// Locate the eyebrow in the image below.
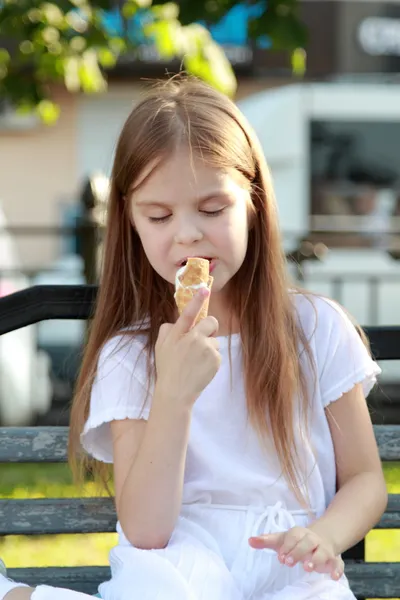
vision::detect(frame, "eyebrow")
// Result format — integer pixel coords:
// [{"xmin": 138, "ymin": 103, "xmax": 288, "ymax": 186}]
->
[{"xmin": 134, "ymin": 191, "xmax": 230, "ymax": 208}]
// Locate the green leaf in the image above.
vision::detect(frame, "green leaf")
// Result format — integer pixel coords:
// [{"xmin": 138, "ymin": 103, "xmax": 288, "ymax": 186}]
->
[
  {"xmin": 69, "ymin": 35, "xmax": 87, "ymax": 53},
  {"xmin": 78, "ymin": 49, "xmax": 107, "ymax": 93},
  {"xmin": 151, "ymin": 2, "xmax": 179, "ymax": 20},
  {"xmin": 182, "ymin": 25, "xmax": 236, "ymax": 97},
  {"xmin": 0, "ymin": 64, "xmax": 8, "ymax": 80},
  {"xmin": 135, "ymin": 0, "xmax": 153, "ymax": 7},
  {"xmin": 15, "ymin": 103, "xmax": 35, "ymax": 116},
  {"xmin": 121, "ymin": 0, "xmax": 138, "ymax": 20},
  {"xmin": 291, "ymin": 47, "xmax": 306, "ymax": 76},
  {"xmin": 109, "ymin": 37, "xmax": 127, "ymax": 54},
  {"xmin": 19, "ymin": 40, "xmax": 35, "ymax": 54},
  {"xmin": 143, "ymin": 20, "xmax": 179, "ymax": 58},
  {"xmin": 35, "ymin": 99, "xmax": 60, "ymax": 125},
  {"xmin": 0, "ymin": 49, "xmax": 11, "ymax": 64},
  {"xmin": 97, "ymin": 47, "xmax": 117, "ymax": 68},
  {"xmin": 40, "ymin": 3, "xmax": 64, "ymax": 27},
  {"xmin": 64, "ymin": 55, "xmax": 80, "ymax": 91}
]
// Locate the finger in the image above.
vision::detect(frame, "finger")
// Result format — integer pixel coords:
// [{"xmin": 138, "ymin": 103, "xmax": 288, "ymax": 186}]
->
[
  {"xmin": 304, "ymin": 546, "xmax": 331, "ymax": 574},
  {"xmin": 194, "ymin": 316, "xmax": 219, "ymax": 338},
  {"xmin": 302, "ymin": 551, "xmax": 316, "ymax": 572},
  {"xmin": 248, "ymin": 532, "xmax": 285, "ymax": 552},
  {"xmin": 156, "ymin": 323, "xmax": 174, "ymax": 345},
  {"xmin": 330, "ymin": 557, "xmax": 344, "ymax": 581},
  {"xmin": 174, "ymin": 289, "xmax": 210, "ymax": 335},
  {"xmin": 285, "ymin": 533, "xmax": 319, "ymax": 566},
  {"xmin": 208, "ymin": 337, "xmax": 220, "ymax": 351},
  {"xmin": 278, "ymin": 528, "xmax": 308, "ymax": 563}
]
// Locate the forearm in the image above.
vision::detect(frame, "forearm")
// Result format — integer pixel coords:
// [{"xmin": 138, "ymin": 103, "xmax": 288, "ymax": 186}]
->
[
  {"xmin": 118, "ymin": 387, "xmax": 192, "ymax": 549},
  {"xmin": 309, "ymin": 470, "xmax": 388, "ymax": 555}
]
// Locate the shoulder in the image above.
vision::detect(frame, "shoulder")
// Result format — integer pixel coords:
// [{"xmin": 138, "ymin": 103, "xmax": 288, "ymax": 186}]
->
[
  {"xmin": 291, "ymin": 291, "xmax": 354, "ymax": 340},
  {"xmin": 97, "ymin": 328, "xmax": 150, "ymax": 387},
  {"xmin": 291, "ymin": 291, "xmax": 380, "ymax": 405}
]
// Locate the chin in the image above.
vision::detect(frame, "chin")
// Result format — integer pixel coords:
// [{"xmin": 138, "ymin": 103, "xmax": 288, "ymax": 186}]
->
[{"xmin": 210, "ymin": 278, "xmax": 231, "ymax": 295}]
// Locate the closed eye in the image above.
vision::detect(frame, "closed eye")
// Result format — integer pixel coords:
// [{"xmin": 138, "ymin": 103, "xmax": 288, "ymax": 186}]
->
[
  {"xmin": 148, "ymin": 215, "xmax": 171, "ymax": 223},
  {"xmin": 148, "ymin": 208, "xmax": 225, "ymax": 224},
  {"xmin": 201, "ymin": 208, "xmax": 225, "ymax": 217}
]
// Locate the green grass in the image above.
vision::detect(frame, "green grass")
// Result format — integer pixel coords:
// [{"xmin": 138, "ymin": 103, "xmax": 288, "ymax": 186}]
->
[
  {"xmin": 0, "ymin": 464, "xmax": 117, "ymax": 568},
  {"xmin": 0, "ymin": 462, "xmax": 399, "ymax": 597}
]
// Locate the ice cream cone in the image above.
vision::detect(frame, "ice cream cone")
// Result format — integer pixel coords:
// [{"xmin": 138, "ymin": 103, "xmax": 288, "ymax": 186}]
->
[{"xmin": 175, "ymin": 257, "xmax": 213, "ymax": 324}]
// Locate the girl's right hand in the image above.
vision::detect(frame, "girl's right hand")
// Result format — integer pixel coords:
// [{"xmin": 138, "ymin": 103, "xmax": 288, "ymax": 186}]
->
[{"xmin": 155, "ymin": 289, "xmax": 221, "ymax": 407}]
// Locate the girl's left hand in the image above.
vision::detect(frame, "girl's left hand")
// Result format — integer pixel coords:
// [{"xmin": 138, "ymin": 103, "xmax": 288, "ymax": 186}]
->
[{"xmin": 248, "ymin": 526, "xmax": 344, "ymax": 581}]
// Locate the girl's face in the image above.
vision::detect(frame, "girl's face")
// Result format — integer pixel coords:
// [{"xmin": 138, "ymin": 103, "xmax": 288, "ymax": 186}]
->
[{"xmin": 130, "ymin": 147, "xmax": 252, "ymax": 296}]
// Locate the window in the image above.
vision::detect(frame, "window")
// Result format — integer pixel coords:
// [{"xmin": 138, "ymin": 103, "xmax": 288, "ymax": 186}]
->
[{"xmin": 310, "ymin": 120, "xmax": 400, "ymax": 251}]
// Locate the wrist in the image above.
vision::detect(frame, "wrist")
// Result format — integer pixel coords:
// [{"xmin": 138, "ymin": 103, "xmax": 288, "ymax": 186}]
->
[
  {"xmin": 153, "ymin": 380, "xmax": 198, "ymax": 409},
  {"xmin": 308, "ymin": 518, "xmax": 341, "ymax": 556},
  {"xmin": 152, "ymin": 384, "xmax": 195, "ymax": 417}
]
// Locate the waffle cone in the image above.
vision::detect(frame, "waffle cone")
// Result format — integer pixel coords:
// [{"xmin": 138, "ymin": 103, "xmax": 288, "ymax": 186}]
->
[
  {"xmin": 179, "ymin": 257, "xmax": 210, "ymax": 287},
  {"xmin": 175, "ymin": 258, "xmax": 213, "ymax": 324}
]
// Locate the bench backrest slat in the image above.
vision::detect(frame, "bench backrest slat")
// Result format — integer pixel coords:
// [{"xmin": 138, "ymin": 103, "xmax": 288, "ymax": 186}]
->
[{"xmin": 1, "ymin": 426, "xmax": 397, "ymax": 463}]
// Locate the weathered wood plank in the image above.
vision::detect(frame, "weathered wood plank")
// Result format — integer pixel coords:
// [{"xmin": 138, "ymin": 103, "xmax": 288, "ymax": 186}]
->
[
  {"xmin": 346, "ymin": 561, "xmax": 400, "ymax": 598},
  {"xmin": 7, "ymin": 562, "xmax": 400, "ymax": 598},
  {"xmin": 374, "ymin": 425, "xmax": 400, "ymax": 461},
  {"xmin": 1, "ymin": 495, "xmax": 399, "ymax": 535},
  {"xmin": 378, "ymin": 493, "xmax": 400, "ymax": 528},
  {"xmin": 1, "ymin": 425, "xmax": 400, "ymax": 463},
  {"xmin": 0, "ymin": 427, "xmax": 69, "ymax": 462},
  {"xmin": 0, "ymin": 497, "xmax": 116, "ymax": 535},
  {"xmin": 7, "ymin": 566, "xmax": 109, "ymax": 596}
]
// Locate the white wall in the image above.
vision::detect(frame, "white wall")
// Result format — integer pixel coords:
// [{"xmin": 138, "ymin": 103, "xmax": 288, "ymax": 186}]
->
[{"xmin": 76, "ymin": 84, "xmax": 143, "ymax": 182}]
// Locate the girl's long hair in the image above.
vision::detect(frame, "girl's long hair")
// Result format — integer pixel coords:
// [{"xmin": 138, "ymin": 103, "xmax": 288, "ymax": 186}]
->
[{"xmin": 68, "ymin": 76, "xmax": 340, "ymax": 501}]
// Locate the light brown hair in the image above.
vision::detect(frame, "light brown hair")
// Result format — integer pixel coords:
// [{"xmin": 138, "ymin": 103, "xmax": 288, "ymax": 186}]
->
[{"xmin": 68, "ymin": 75, "xmax": 333, "ymax": 501}]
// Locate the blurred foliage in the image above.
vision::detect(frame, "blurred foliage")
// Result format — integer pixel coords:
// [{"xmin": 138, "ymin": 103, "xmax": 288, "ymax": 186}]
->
[
  {"xmin": 0, "ymin": 0, "xmax": 306, "ymax": 124},
  {"xmin": 156, "ymin": 0, "xmax": 307, "ymax": 50}
]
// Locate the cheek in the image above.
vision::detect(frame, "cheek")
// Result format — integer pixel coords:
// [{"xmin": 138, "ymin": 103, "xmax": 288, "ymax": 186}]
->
[
  {"xmin": 222, "ymin": 204, "xmax": 249, "ymax": 256},
  {"xmin": 135, "ymin": 221, "xmax": 170, "ymax": 267}
]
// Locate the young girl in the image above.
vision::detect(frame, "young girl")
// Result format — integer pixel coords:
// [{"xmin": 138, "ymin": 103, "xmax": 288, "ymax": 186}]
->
[{"xmin": 1, "ymin": 76, "xmax": 387, "ymax": 600}]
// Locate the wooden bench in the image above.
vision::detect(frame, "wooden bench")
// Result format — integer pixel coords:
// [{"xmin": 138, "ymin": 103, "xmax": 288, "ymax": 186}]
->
[{"xmin": 1, "ymin": 285, "xmax": 400, "ymax": 599}]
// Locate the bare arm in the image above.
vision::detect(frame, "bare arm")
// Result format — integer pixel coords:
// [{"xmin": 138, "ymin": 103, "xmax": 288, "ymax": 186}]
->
[
  {"xmin": 110, "ymin": 289, "xmax": 220, "ymax": 551},
  {"xmin": 309, "ymin": 383, "xmax": 388, "ymax": 555},
  {"xmin": 111, "ymin": 390, "xmax": 192, "ymax": 550}
]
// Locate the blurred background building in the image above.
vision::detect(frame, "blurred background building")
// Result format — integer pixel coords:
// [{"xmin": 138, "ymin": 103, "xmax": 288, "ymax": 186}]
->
[{"xmin": 1, "ymin": 0, "xmax": 400, "ymax": 426}]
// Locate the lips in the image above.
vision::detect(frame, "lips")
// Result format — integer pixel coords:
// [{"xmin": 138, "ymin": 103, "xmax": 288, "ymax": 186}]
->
[
  {"xmin": 209, "ymin": 258, "xmax": 217, "ymax": 273},
  {"xmin": 177, "ymin": 256, "xmax": 214, "ymax": 267}
]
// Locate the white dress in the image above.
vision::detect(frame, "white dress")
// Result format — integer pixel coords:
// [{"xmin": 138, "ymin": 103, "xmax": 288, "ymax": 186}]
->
[{"xmin": 81, "ymin": 294, "xmax": 381, "ymax": 600}]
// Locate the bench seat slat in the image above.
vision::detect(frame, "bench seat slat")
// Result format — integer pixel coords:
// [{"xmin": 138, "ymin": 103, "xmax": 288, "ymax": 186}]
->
[
  {"xmin": 1, "ymin": 495, "xmax": 400, "ymax": 535},
  {"xmin": 375, "ymin": 424, "xmax": 400, "ymax": 461},
  {"xmin": 7, "ymin": 562, "xmax": 400, "ymax": 598},
  {"xmin": 1, "ymin": 425, "xmax": 400, "ymax": 463},
  {"xmin": 347, "ymin": 561, "xmax": 400, "ymax": 598},
  {"xmin": 0, "ymin": 497, "xmax": 116, "ymax": 535}
]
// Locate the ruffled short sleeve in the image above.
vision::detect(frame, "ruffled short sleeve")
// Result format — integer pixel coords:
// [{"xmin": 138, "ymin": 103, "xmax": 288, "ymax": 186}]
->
[
  {"xmin": 80, "ymin": 333, "xmax": 153, "ymax": 463},
  {"xmin": 313, "ymin": 298, "xmax": 381, "ymax": 407}
]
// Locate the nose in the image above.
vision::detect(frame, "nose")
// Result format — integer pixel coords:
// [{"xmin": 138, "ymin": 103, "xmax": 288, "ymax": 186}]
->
[{"xmin": 173, "ymin": 216, "xmax": 203, "ymax": 245}]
